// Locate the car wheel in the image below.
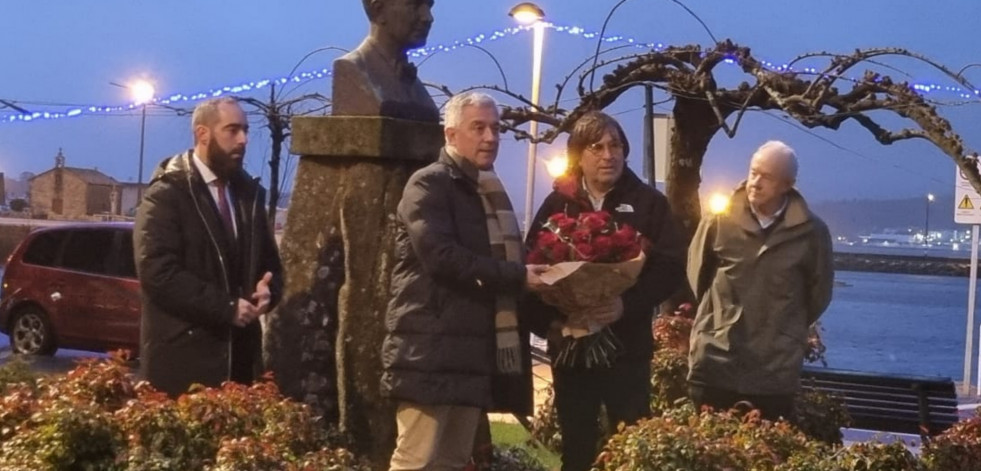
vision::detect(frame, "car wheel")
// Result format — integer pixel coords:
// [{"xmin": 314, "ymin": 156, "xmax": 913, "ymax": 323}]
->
[{"xmin": 9, "ymin": 307, "xmax": 56, "ymax": 355}]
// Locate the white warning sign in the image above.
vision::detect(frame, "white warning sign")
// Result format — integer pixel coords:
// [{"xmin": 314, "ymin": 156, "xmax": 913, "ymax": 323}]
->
[{"xmin": 956, "ymin": 163, "xmax": 981, "ymax": 224}]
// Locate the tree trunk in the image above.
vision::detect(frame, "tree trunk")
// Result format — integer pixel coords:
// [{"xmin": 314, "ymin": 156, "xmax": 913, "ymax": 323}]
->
[
  {"xmin": 267, "ymin": 119, "xmax": 283, "ymax": 234},
  {"xmin": 665, "ymin": 96, "xmax": 725, "ymax": 242}
]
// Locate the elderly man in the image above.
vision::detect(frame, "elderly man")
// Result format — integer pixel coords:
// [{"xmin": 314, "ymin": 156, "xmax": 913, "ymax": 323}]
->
[
  {"xmin": 380, "ymin": 91, "xmax": 546, "ymax": 471},
  {"xmin": 332, "ymin": 0, "xmax": 439, "ymax": 122},
  {"xmin": 687, "ymin": 140, "xmax": 833, "ymax": 421},
  {"xmin": 135, "ymin": 97, "xmax": 283, "ymax": 397}
]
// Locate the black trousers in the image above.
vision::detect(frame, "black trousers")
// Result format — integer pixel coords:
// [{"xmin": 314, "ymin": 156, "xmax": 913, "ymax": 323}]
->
[
  {"xmin": 688, "ymin": 383, "xmax": 794, "ymax": 422},
  {"xmin": 553, "ymin": 361, "xmax": 651, "ymax": 471}
]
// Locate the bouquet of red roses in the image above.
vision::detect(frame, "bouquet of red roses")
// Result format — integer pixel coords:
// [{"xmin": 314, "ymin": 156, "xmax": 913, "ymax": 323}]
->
[{"xmin": 528, "ymin": 210, "xmax": 647, "ymax": 369}]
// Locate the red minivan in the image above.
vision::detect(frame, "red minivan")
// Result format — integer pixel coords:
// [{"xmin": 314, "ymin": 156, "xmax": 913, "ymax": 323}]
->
[{"xmin": 0, "ymin": 222, "xmax": 140, "ymax": 356}]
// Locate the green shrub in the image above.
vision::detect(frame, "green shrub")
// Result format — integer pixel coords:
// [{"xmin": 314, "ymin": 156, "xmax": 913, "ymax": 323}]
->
[
  {"xmin": 0, "ymin": 355, "xmax": 366, "ymax": 470},
  {"xmin": 530, "ymin": 386, "xmax": 561, "ymax": 454},
  {"xmin": 472, "ymin": 445, "xmax": 547, "ymax": 471},
  {"xmin": 649, "ymin": 348, "xmax": 690, "ymax": 415},
  {"xmin": 922, "ymin": 408, "xmax": 981, "ymax": 471},
  {"xmin": 593, "ymin": 404, "xmax": 828, "ymax": 471},
  {"xmin": 792, "ymin": 388, "xmax": 850, "ymax": 445},
  {"xmin": 0, "ymin": 399, "xmax": 125, "ymax": 470},
  {"xmin": 833, "ymin": 441, "xmax": 923, "ymax": 471},
  {"xmin": 0, "ymin": 356, "xmax": 38, "ymax": 396}
]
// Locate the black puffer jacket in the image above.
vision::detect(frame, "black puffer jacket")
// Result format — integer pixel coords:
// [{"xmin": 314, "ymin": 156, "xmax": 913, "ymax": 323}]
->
[
  {"xmin": 526, "ymin": 167, "xmax": 686, "ymax": 364},
  {"xmin": 134, "ymin": 150, "xmax": 282, "ymax": 397},
  {"xmin": 380, "ymin": 150, "xmax": 529, "ymax": 411}
]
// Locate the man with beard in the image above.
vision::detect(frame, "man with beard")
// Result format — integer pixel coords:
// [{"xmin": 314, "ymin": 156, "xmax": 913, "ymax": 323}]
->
[
  {"xmin": 332, "ymin": 0, "xmax": 439, "ymax": 122},
  {"xmin": 134, "ymin": 97, "xmax": 283, "ymax": 397}
]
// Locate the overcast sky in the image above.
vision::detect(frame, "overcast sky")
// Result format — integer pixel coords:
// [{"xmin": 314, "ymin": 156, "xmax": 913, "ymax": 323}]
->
[{"xmin": 2, "ymin": 0, "xmax": 980, "ymax": 208}]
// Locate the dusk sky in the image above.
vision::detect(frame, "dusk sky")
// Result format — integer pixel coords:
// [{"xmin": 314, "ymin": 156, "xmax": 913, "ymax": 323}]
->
[{"xmin": 2, "ymin": 1, "xmax": 980, "ymax": 209}]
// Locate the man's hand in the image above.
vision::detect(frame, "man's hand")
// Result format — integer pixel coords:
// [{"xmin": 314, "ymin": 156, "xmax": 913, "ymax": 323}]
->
[
  {"xmin": 252, "ymin": 271, "xmax": 273, "ymax": 314},
  {"xmin": 525, "ymin": 264, "xmax": 549, "ymax": 292},
  {"xmin": 546, "ymin": 319, "xmax": 565, "ymax": 345},
  {"xmin": 233, "ymin": 299, "xmax": 260, "ymax": 327}
]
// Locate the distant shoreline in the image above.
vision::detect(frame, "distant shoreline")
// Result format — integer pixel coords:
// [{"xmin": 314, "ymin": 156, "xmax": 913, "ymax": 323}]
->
[{"xmin": 834, "ymin": 252, "xmax": 970, "ymax": 277}]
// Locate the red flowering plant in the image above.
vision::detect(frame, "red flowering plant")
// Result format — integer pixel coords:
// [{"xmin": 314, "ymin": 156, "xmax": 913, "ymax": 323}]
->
[{"xmin": 528, "ymin": 210, "xmax": 648, "ymax": 369}]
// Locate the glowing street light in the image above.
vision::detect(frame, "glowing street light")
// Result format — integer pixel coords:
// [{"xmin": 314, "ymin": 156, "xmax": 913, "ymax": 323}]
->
[
  {"xmin": 924, "ymin": 193, "xmax": 935, "ymax": 245},
  {"xmin": 509, "ymin": 2, "xmax": 545, "ymax": 24},
  {"xmin": 708, "ymin": 192, "xmax": 730, "ymax": 215},
  {"xmin": 545, "ymin": 154, "xmax": 568, "ymax": 178},
  {"xmin": 120, "ymin": 79, "xmax": 155, "ymax": 201},
  {"xmin": 510, "ymin": 2, "xmax": 546, "ymax": 235},
  {"xmin": 131, "ymin": 80, "xmax": 155, "ymax": 105}
]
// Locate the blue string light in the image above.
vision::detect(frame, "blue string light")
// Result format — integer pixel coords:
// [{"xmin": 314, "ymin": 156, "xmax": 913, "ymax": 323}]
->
[{"xmin": 3, "ymin": 23, "xmax": 978, "ymax": 124}]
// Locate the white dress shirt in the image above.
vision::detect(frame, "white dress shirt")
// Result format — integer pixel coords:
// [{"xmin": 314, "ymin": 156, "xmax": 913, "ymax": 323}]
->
[{"xmin": 192, "ymin": 153, "xmax": 238, "ymax": 237}]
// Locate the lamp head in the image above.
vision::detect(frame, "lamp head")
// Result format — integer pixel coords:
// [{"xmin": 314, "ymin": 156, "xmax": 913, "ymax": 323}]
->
[
  {"xmin": 509, "ymin": 2, "xmax": 545, "ymax": 24},
  {"xmin": 131, "ymin": 80, "xmax": 155, "ymax": 105}
]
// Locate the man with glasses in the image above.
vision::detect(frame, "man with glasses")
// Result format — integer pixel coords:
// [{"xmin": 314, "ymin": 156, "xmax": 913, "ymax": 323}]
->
[{"xmin": 525, "ymin": 111, "xmax": 686, "ymax": 471}]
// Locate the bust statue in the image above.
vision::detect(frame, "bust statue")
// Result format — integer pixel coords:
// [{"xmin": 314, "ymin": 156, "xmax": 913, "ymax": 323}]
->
[{"xmin": 332, "ymin": 0, "xmax": 440, "ymax": 123}]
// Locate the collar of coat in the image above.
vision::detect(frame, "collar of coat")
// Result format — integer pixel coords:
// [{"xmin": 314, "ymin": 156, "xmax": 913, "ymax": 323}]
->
[
  {"xmin": 150, "ymin": 149, "xmax": 259, "ymax": 200},
  {"xmin": 552, "ymin": 166, "xmax": 646, "ymax": 211},
  {"xmin": 439, "ymin": 147, "xmax": 480, "ymax": 185},
  {"xmin": 727, "ymin": 181, "xmax": 814, "ymax": 235}
]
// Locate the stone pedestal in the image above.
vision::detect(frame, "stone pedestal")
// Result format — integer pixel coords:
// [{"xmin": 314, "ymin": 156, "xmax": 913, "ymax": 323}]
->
[{"xmin": 265, "ymin": 116, "xmax": 443, "ymax": 468}]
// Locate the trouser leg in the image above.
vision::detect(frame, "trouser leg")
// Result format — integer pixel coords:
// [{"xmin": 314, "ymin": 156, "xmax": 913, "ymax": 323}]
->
[
  {"xmin": 431, "ymin": 406, "xmax": 482, "ymax": 471},
  {"xmin": 602, "ymin": 361, "xmax": 652, "ymax": 429},
  {"xmin": 554, "ymin": 367, "xmax": 603, "ymax": 471}
]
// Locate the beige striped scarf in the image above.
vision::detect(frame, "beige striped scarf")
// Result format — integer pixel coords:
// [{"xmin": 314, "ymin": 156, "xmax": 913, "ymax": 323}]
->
[{"xmin": 477, "ymin": 170, "xmax": 524, "ymax": 375}]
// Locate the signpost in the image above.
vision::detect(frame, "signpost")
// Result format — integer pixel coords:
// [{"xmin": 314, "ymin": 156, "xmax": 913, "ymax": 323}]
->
[{"xmin": 954, "ymin": 164, "xmax": 981, "ymax": 395}]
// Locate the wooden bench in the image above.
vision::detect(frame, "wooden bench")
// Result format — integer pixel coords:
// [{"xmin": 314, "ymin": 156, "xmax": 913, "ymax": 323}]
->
[{"xmin": 799, "ymin": 365, "xmax": 959, "ymax": 441}]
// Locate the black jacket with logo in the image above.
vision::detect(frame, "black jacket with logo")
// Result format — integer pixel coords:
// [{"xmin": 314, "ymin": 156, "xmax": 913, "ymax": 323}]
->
[{"xmin": 526, "ymin": 167, "xmax": 686, "ymax": 364}]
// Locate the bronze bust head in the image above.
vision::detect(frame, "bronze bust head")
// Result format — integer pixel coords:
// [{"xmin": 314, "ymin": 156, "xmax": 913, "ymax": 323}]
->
[{"xmin": 332, "ymin": 0, "xmax": 440, "ymax": 122}]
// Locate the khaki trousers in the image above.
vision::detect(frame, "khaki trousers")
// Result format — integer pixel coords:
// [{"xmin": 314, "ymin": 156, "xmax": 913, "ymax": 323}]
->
[{"xmin": 388, "ymin": 402, "xmax": 481, "ymax": 471}]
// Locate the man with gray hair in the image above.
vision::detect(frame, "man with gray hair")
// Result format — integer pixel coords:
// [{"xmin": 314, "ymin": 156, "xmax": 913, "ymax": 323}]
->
[
  {"xmin": 134, "ymin": 97, "xmax": 282, "ymax": 397},
  {"xmin": 380, "ymin": 91, "xmax": 546, "ymax": 470},
  {"xmin": 687, "ymin": 140, "xmax": 833, "ymax": 421}
]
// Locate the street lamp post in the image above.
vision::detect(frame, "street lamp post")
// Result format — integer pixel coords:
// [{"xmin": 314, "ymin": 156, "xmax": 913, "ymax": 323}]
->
[
  {"xmin": 510, "ymin": 2, "xmax": 546, "ymax": 235},
  {"xmin": 925, "ymin": 193, "xmax": 935, "ymax": 247},
  {"xmin": 130, "ymin": 80, "xmax": 155, "ymax": 202}
]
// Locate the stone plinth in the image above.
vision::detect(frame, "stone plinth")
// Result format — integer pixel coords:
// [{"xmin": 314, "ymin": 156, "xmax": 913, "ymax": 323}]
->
[{"xmin": 266, "ymin": 116, "xmax": 443, "ymax": 468}]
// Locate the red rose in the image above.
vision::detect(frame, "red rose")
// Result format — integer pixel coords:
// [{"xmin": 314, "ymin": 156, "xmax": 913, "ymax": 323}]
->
[
  {"xmin": 535, "ymin": 231, "xmax": 560, "ymax": 250},
  {"xmin": 571, "ymin": 228, "xmax": 591, "ymax": 244},
  {"xmin": 611, "ymin": 225, "xmax": 638, "ymax": 248},
  {"xmin": 557, "ymin": 215, "xmax": 577, "ymax": 233},
  {"xmin": 621, "ymin": 243, "xmax": 641, "ymax": 261},
  {"xmin": 579, "ymin": 212, "xmax": 610, "ymax": 232},
  {"xmin": 549, "ymin": 241, "xmax": 571, "ymax": 261},
  {"xmin": 574, "ymin": 243, "xmax": 596, "ymax": 261},
  {"xmin": 547, "ymin": 212, "xmax": 565, "ymax": 226},
  {"xmin": 592, "ymin": 235, "xmax": 615, "ymax": 262}
]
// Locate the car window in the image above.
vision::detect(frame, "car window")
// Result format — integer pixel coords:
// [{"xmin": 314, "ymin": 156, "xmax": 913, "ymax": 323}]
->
[
  {"xmin": 110, "ymin": 230, "xmax": 137, "ymax": 278},
  {"xmin": 60, "ymin": 229, "xmax": 116, "ymax": 275},
  {"xmin": 21, "ymin": 230, "xmax": 68, "ymax": 267}
]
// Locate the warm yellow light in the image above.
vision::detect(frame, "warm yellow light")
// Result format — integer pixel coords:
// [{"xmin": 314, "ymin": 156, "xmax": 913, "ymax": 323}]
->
[
  {"xmin": 509, "ymin": 2, "xmax": 545, "ymax": 24},
  {"xmin": 546, "ymin": 154, "xmax": 568, "ymax": 178},
  {"xmin": 708, "ymin": 193, "xmax": 730, "ymax": 215},
  {"xmin": 927, "ymin": 193, "xmax": 935, "ymax": 202},
  {"xmin": 131, "ymin": 80, "xmax": 155, "ymax": 105}
]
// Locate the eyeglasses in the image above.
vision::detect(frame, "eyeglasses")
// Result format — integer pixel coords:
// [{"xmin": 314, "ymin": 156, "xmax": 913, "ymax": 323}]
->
[{"xmin": 584, "ymin": 140, "xmax": 624, "ymax": 155}]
